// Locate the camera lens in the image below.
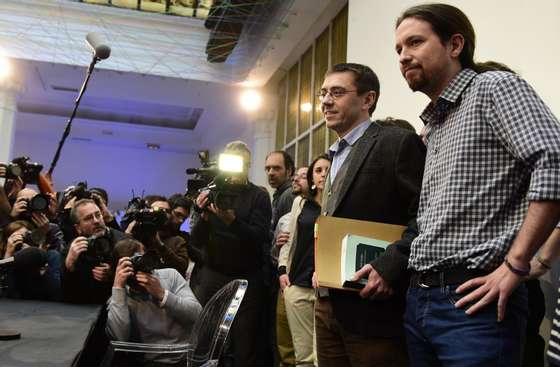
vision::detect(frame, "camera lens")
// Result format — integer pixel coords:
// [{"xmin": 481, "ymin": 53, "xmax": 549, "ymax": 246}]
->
[
  {"xmin": 9, "ymin": 165, "xmax": 22, "ymax": 177},
  {"xmin": 28, "ymin": 195, "xmax": 50, "ymax": 212}
]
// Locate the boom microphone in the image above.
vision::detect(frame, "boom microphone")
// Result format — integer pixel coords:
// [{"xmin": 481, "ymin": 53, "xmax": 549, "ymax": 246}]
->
[
  {"xmin": 86, "ymin": 32, "xmax": 111, "ymax": 60},
  {"xmin": 0, "ymin": 247, "xmax": 47, "ymax": 270}
]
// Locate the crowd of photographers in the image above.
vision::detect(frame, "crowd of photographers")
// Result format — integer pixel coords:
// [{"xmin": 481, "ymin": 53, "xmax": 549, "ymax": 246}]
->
[{"xmin": 0, "ymin": 162, "xmax": 203, "ymax": 365}]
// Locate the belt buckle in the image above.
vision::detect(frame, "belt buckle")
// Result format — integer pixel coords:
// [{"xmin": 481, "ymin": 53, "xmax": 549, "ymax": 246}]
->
[{"xmin": 417, "ymin": 272, "xmax": 430, "ymax": 289}]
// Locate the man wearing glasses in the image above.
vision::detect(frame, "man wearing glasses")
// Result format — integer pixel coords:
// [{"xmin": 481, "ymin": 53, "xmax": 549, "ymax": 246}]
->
[
  {"xmin": 316, "ymin": 63, "xmax": 425, "ymax": 367},
  {"xmin": 63, "ymin": 198, "xmax": 127, "ymax": 304}
]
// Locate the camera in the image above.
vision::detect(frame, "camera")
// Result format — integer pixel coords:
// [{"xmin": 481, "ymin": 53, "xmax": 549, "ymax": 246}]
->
[
  {"xmin": 26, "ymin": 194, "xmax": 50, "ymax": 213},
  {"xmin": 15, "ymin": 194, "xmax": 51, "ymax": 222},
  {"xmin": 20, "ymin": 228, "xmax": 46, "ymax": 249},
  {"xmin": 64, "ymin": 182, "xmax": 93, "ymax": 201},
  {"xmin": 129, "ymin": 252, "xmax": 160, "ymax": 274},
  {"xmin": 185, "ymin": 150, "xmax": 218, "ymax": 198},
  {"xmin": 2, "ymin": 157, "xmax": 43, "ymax": 185},
  {"xmin": 126, "ymin": 251, "xmax": 163, "ymax": 288},
  {"xmin": 186, "ymin": 152, "xmax": 248, "ymax": 210},
  {"xmin": 80, "ymin": 229, "xmax": 112, "ymax": 267},
  {"xmin": 121, "ymin": 197, "xmax": 168, "ymax": 245}
]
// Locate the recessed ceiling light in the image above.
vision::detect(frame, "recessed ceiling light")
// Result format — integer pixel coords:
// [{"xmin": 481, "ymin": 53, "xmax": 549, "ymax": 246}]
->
[{"xmin": 147, "ymin": 143, "xmax": 160, "ymax": 150}]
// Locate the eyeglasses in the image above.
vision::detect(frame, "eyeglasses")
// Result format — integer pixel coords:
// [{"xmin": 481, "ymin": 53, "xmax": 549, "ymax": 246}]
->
[{"xmin": 316, "ymin": 88, "xmax": 358, "ymax": 101}]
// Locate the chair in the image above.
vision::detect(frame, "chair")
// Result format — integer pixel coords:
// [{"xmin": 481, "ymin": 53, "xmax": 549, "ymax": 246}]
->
[{"xmin": 107, "ymin": 279, "xmax": 248, "ymax": 367}]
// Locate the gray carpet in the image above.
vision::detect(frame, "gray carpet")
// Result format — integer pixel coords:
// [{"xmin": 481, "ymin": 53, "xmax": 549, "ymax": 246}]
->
[{"xmin": 0, "ymin": 299, "xmax": 100, "ymax": 367}]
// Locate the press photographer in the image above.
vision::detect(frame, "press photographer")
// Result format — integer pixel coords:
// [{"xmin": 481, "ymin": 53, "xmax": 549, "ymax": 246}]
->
[
  {"xmin": 0, "ymin": 220, "xmax": 62, "ymax": 300},
  {"xmin": 122, "ymin": 195, "xmax": 190, "ymax": 277},
  {"xmin": 0, "ymin": 157, "xmax": 46, "ymax": 226},
  {"xmin": 190, "ymin": 141, "xmax": 271, "ymax": 367},
  {"xmin": 106, "ymin": 238, "xmax": 201, "ymax": 366},
  {"xmin": 63, "ymin": 198, "xmax": 127, "ymax": 304},
  {"xmin": 57, "ymin": 183, "xmax": 119, "ymax": 240}
]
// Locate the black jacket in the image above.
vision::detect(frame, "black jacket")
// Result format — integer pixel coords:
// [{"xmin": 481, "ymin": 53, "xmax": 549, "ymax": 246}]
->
[{"xmin": 324, "ymin": 123, "xmax": 426, "ymax": 338}]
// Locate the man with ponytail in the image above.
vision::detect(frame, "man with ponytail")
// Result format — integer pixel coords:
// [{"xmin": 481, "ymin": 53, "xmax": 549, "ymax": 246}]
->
[{"xmin": 395, "ymin": 3, "xmax": 560, "ymax": 366}]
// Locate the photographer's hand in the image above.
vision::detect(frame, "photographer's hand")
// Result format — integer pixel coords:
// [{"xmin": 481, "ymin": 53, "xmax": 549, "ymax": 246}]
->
[
  {"xmin": 31, "ymin": 212, "xmax": 50, "ymax": 230},
  {"xmin": 114, "ymin": 257, "xmax": 134, "ymax": 288},
  {"xmin": 92, "ymin": 262, "xmax": 111, "ymax": 283},
  {"xmin": 0, "ymin": 165, "xmax": 6, "ymax": 178},
  {"xmin": 7, "ymin": 177, "xmax": 24, "ymax": 200},
  {"xmin": 5, "ymin": 232, "xmax": 24, "ymax": 258},
  {"xmin": 92, "ymin": 193, "xmax": 114, "ymax": 223},
  {"xmin": 125, "ymin": 220, "xmax": 136, "ymax": 235},
  {"xmin": 136, "ymin": 272, "xmax": 165, "ymax": 302},
  {"xmin": 10, "ymin": 197, "xmax": 27, "ymax": 219},
  {"xmin": 65, "ymin": 236, "xmax": 88, "ymax": 272},
  {"xmin": 195, "ymin": 191, "xmax": 210, "ymax": 221},
  {"xmin": 63, "ymin": 196, "xmax": 77, "ymax": 210}
]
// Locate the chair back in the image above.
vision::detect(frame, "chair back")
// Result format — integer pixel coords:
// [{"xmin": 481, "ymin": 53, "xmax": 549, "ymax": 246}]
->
[{"xmin": 189, "ymin": 279, "xmax": 248, "ymax": 364}]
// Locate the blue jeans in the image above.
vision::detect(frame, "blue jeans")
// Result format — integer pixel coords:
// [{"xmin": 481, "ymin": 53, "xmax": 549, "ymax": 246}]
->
[{"xmin": 405, "ymin": 283, "xmax": 528, "ymax": 367}]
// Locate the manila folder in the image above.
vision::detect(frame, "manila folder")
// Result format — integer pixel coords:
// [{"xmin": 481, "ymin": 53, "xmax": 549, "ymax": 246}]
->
[{"xmin": 314, "ymin": 215, "xmax": 406, "ymax": 290}]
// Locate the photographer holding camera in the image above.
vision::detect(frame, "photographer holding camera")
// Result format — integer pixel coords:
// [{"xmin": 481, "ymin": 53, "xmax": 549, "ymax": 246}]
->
[
  {"xmin": 123, "ymin": 195, "xmax": 190, "ymax": 277},
  {"xmin": 63, "ymin": 198, "xmax": 127, "ymax": 304},
  {"xmin": 1, "ymin": 220, "xmax": 62, "ymax": 300},
  {"xmin": 106, "ymin": 238, "xmax": 201, "ymax": 366},
  {"xmin": 191, "ymin": 141, "xmax": 272, "ymax": 367}
]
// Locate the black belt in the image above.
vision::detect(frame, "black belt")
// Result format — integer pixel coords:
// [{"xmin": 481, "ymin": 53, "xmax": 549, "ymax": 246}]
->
[{"xmin": 410, "ymin": 266, "xmax": 489, "ymax": 288}]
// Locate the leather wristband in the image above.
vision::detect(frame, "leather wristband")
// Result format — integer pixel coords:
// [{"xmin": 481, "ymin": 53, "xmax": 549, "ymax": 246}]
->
[{"xmin": 504, "ymin": 258, "xmax": 530, "ymax": 277}]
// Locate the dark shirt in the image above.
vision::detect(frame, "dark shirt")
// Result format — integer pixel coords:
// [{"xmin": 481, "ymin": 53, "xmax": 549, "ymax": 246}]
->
[
  {"xmin": 288, "ymin": 200, "xmax": 320, "ymax": 288},
  {"xmin": 62, "ymin": 227, "xmax": 128, "ymax": 304},
  {"xmin": 271, "ymin": 181, "xmax": 293, "ymax": 231},
  {"xmin": 191, "ymin": 182, "xmax": 272, "ymax": 276}
]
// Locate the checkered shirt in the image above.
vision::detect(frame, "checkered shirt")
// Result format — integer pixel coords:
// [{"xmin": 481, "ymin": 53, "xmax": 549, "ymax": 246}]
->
[{"xmin": 409, "ymin": 68, "xmax": 560, "ymax": 271}]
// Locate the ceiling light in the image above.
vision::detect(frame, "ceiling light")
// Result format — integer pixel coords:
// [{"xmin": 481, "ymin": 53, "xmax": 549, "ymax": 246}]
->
[
  {"xmin": 147, "ymin": 143, "xmax": 160, "ymax": 150},
  {"xmin": 240, "ymin": 89, "xmax": 262, "ymax": 111}
]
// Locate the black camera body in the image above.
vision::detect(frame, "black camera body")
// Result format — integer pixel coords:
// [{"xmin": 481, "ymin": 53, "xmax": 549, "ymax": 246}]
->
[
  {"xmin": 65, "ymin": 182, "xmax": 93, "ymax": 201},
  {"xmin": 205, "ymin": 174, "xmax": 246, "ymax": 210},
  {"xmin": 3, "ymin": 157, "xmax": 43, "ymax": 185},
  {"xmin": 129, "ymin": 252, "xmax": 160, "ymax": 274},
  {"xmin": 80, "ymin": 230, "xmax": 112, "ymax": 267},
  {"xmin": 122, "ymin": 198, "xmax": 168, "ymax": 246},
  {"xmin": 126, "ymin": 251, "xmax": 163, "ymax": 288},
  {"xmin": 185, "ymin": 150, "xmax": 218, "ymax": 199},
  {"xmin": 26, "ymin": 194, "xmax": 50, "ymax": 213},
  {"xmin": 21, "ymin": 229, "xmax": 46, "ymax": 249}
]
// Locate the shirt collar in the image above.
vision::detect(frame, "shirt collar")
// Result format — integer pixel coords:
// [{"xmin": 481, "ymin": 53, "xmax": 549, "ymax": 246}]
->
[
  {"xmin": 328, "ymin": 118, "xmax": 371, "ymax": 153},
  {"xmin": 420, "ymin": 68, "xmax": 478, "ymax": 126}
]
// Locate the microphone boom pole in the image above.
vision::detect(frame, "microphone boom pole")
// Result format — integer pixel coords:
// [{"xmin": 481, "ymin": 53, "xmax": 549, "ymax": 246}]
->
[
  {"xmin": 48, "ymin": 56, "xmax": 99, "ymax": 176},
  {"xmin": 48, "ymin": 32, "xmax": 111, "ymax": 176}
]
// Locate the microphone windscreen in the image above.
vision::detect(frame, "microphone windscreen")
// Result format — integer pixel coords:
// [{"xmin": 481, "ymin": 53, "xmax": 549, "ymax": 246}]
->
[
  {"xmin": 86, "ymin": 32, "xmax": 111, "ymax": 60},
  {"xmin": 13, "ymin": 247, "xmax": 47, "ymax": 270}
]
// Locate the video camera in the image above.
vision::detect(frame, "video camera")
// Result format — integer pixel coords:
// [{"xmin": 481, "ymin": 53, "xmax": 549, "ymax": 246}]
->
[
  {"xmin": 185, "ymin": 150, "xmax": 218, "ymax": 198},
  {"xmin": 1, "ymin": 157, "xmax": 43, "ymax": 185},
  {"xmin": 186, "ymin": 151, "xmax": 248, "ymax": 210},
  {"xmin": 121, "ymin": 197, "xmax": 168, "ymax": 245}
]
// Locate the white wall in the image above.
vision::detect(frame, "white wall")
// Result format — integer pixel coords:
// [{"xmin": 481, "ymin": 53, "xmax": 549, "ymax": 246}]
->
[{"xmin": 348, "ymin": 0, "xmax": 560, "ymax": 131}]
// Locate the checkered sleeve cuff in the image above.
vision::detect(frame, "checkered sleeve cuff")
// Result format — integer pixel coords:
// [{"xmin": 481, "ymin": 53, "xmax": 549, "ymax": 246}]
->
[{"xmin": 528, "ymin": 168, "xmax": 560, "ymax": 201}]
